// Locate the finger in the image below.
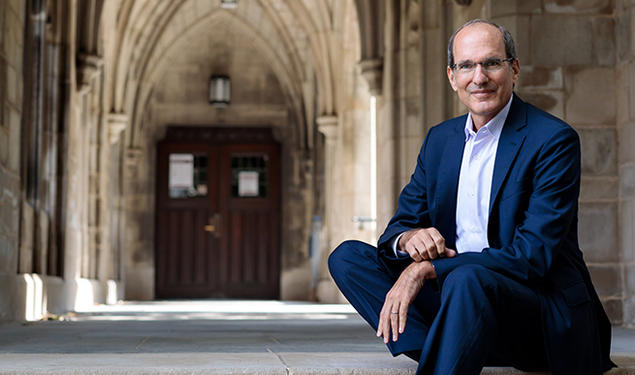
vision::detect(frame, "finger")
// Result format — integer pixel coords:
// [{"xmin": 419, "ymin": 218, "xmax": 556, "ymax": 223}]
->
[
  {"xmin": 380, "ymin": 304, "xmax": 391, "ymax": 343},
  {"xmin": 419, "ymin": 234, "xmax": 437, "ymax": 259},
  {"xmin": 405, "ymin": 243, "xmax": 423, "ymax": 262},
  {"xmin": 406, "ymin": 247, "xmax": 422, "ymax": 262},
  {"xmin": 398, "ymin": 301, "xmax": 408, "ymax": 334},
  {"xmin": 429, "ymin": 229, "xmax": 446, "ymax": 257},
  {"xmin": 411, "ymin": 236, "xmax": 429, "ymax": 261},
  {"xmin": 390, "ymin": 305, "xmax": 399, "ymax": 342},
  {"xmin": 445, "ymin": 248, "xmax": 457, "ymax": 258},
  {"xmin": 377, "ymin": 304, "xmax": 386, "ymax": 338},
  {"xmin": 383, "ymin": 310, "xmax": 391, "ymax": 343}
]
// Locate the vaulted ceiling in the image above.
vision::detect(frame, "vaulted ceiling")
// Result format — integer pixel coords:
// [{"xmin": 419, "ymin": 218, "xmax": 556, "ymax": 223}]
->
[{"xmin": 79, "ymin": 0, "xmax": 382, "ymax": 150}]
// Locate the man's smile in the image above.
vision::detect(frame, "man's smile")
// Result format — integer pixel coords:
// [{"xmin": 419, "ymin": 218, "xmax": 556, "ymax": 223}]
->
[{"xmin": 469, "ymin": 88, "xmax": 496, "ymax": 98}]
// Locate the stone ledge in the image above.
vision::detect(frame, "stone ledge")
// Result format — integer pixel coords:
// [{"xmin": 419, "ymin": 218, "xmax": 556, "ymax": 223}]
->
[
  {"xmin": 0, "ymin": 353, "xmax": 631, "ymax": 375},
  {"xmin": 0, "ymin": 303, "xmax": 631, "ymax": 375}
]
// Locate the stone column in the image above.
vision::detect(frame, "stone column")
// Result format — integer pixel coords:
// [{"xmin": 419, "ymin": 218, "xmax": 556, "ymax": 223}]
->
[
  {"xmin": 374, "ymin": 0, "xmax": 399, "ymax": 232},
  {"xmin": 122, "ymin": 146, "xmax": 142, "ymax": 287},
  {"xmin": 97, "ymin": 113, "xmax": 127, "ymax": 283},
  {"xmin": 315, "ymin": 115, "xmax": 342, "ymax": 302},
  {"xmin": 19, "ymin": 0, "xmax": 47, "ymax": 276}
]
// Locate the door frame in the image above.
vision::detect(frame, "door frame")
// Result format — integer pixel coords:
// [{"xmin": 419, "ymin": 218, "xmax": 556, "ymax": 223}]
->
[{"xmin": 154, "ymin": 126, "xmax": 281, "ymax": 299}]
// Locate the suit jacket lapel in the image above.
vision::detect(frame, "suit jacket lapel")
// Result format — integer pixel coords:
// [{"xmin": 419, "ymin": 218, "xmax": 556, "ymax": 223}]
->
[
  {"xmin": 435, "ymin": 117, "xmax": 466, "ymax": 249},
  {"xmin": 488, "ymin": 95, "xmax": 528, "ymax": 214}
]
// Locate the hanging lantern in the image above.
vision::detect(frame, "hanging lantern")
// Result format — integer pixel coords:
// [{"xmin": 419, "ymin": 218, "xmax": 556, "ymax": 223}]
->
[
  {"xmin": 220, "ymin": 0, "xmax": 238, "ymax": 9},
  {"xmin": 209, "ymin": 75, "xmax": 231, "ymax": 107}
]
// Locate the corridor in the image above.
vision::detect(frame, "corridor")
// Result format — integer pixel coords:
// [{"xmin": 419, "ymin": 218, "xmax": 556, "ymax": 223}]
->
[
  {"xmin": 0, "ymin": 300, "xmax": 415, "ymax": 374},
  {"xmin": 0, "ymin": 300, "xmax": 634, "ymax": 374}
]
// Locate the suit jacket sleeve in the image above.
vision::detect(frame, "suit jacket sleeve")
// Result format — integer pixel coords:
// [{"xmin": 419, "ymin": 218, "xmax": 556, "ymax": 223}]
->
[{"xmin": 431, "ymin": 126, "xmax": 581, "ymax": 286}]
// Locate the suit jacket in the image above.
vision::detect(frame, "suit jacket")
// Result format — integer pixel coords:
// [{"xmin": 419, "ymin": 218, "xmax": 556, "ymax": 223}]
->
[{"xmin": 377, "ymin": 94, "xmax": 614, "ymax": 374}]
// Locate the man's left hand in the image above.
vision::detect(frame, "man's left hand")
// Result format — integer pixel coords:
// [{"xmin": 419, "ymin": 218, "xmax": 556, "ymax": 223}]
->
[{"xmin": 377, "ymin": 261, "xmax": 436, "ymax": 343}]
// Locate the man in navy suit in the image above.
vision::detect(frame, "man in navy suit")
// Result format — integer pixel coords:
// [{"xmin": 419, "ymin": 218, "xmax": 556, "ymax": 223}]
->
[{"xmin": 329, "ymin": 19, "xmax": 615, "ymax": 374}]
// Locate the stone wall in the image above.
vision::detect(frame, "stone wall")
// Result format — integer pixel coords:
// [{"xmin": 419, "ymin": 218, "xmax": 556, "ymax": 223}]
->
[
  {"xmin": 489, "ymin": 0, "xmax": 621, "ymax": 324},
  {"xmin": 393, "ymin": 0, "xmax": 624, "ymax": 323},
  {"xmin": 0, "ymin": 0, "xmax": 125, "ymax": 322},
  {"xmin": 617, "ymin": 0, "xmax": 635, "ymax": 327},
  {"xmin": 0, "ymin": 0, "xmax": 25, "ymax": 321}
]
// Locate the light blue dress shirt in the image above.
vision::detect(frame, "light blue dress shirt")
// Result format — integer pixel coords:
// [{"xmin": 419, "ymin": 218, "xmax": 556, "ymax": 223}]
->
[{"xmin": 392, "ymin": 95, "xmax": 514, "ymax": 256}]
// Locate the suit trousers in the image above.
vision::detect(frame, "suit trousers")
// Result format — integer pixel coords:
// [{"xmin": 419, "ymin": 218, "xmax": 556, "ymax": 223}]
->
[{"xmin": 328, "ymin": 240, "xmax": 550, "ymax": 375}]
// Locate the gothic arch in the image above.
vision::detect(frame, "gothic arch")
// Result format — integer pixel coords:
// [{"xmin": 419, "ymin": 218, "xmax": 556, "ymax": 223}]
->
[
  {"xmin": 106, "ymin": 0, "xmax": 346, "ymax": 147},
  {"xmin": 129, "ymin": 9, "xmax": 306, "ymax": 149}
]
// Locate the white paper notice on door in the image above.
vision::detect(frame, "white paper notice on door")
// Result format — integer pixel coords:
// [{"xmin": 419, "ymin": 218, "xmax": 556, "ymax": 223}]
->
[
  {"xmin": 238, "ymin": 171, "xmax": 259, "ymax": 197},
  {"xmin": 169, "ymin": 153, "xmax": 194, "ymax": 189}
]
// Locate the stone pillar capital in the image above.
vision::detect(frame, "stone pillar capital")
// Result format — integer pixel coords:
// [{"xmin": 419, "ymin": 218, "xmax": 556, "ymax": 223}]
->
[
  {"xmin": 107, "ymin": 112, "xmax": 128, "ymax": 144},
  {"xmin": 77, "ymin": 53, "xmax": 104, "ymax": 94},
  {"xmin": 316, "ymin": 115, "xmax": 338, "ymax": 140},
  {"xmin": 358, "ymin": 58, "xmax": 383, "ymax": 96}
]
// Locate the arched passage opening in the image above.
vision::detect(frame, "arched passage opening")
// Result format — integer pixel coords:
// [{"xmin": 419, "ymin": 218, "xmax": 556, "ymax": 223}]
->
[{"xmin": 112, "ymin": 2, "xmax": 334, "ymax": 301}]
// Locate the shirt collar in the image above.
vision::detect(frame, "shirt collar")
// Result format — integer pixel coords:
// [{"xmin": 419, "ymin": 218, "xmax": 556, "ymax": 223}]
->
[{"xmin": 464, "ymin": 94, "xmax": 514, "ymax": 140}]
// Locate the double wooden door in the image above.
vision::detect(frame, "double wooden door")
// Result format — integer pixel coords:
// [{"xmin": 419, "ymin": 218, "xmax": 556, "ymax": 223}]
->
[{"xmin": 155, "ymin": 127, "xmax": 280, "ymax": 299}]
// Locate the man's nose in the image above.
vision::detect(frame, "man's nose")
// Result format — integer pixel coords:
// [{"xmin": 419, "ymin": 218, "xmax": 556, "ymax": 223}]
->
[{"xmin": 472, "ymin": 64, "xmax": 489, "ymax": 85}]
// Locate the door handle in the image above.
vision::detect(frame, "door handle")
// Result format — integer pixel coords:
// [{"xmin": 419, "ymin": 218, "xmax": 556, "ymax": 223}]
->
[{"xmin": 204, "ymin": 213, "xmax": 222, "ymax": 238}]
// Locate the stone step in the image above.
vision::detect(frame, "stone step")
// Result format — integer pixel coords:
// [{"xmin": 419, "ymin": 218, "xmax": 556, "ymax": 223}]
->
[
  {"xmin": 0, "ymin": 353, "xmax": 632, "ymax": 375},
  {"xmin": 481, "ymin": 367, "xmax": 631, "ymax": 375}
]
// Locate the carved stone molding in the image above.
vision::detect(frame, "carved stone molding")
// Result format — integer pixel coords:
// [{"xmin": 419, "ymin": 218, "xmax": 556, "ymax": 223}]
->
[
  {"xmin": 316, "ymin": 115, "xmax": 338, "ymax": 140},
  {"xmin": 107, "ymin": 113, "xmax": 128, "ymax": 144},
  {"xmin": 77, "ymin": 53, "xmax": 104, "ymax": 94},
  {"xmin": 163, "ymin": 126, "xmax": 277, "ymax": 144},
  {"xmin": 358, "ymin": 58, "xmax": 383, "ymax": 96},
  {"xmin": 125, "ymin": 147, "xmax": 143, "ymax": 166}
]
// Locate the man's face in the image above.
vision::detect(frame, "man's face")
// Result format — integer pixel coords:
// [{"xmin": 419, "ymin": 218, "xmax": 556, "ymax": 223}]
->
[{"xmin": 446, "ymin": 23, "xmax": 520, "ymax": 128}]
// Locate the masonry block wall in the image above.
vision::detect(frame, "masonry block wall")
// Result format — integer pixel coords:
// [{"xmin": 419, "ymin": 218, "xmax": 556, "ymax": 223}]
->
[
  {"xmin": 0, "ymin": 0, "xmax": 25, "ymax": 321},
  {"xmin": 617, "ymin": 0, "xmax": 635, "ymax": 327},
  {"xmin": 376, "ymin": 2, "xmax": 625, "ymax": 324},
  {"xmin": 442, "ymin": 0, "xmax": 624, "ymax": 324}
]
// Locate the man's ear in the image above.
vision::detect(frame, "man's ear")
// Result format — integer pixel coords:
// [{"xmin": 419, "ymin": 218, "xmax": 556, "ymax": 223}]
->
[
  {"xmin": 447, "ymin": 66, "xmax": 458, "ymax": 91},
  {"xmin": 511, "ymin": 59, "xmax": 520, "ymax": 85}
]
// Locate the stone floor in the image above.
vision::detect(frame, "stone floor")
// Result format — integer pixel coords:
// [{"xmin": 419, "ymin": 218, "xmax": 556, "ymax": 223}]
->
[{"xmin": 0, "ymin": 300, "xmax": 633, "ymax": 374}]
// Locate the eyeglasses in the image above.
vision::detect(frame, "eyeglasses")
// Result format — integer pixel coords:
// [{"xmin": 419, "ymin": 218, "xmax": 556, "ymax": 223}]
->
[{"xmin": 450, "ymin": 57, "xmax": 515, "ymax": 74}]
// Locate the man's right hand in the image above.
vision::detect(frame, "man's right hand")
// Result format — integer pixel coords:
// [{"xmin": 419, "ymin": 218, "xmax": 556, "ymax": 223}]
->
[{"xmin": 398, "ymin": 227, "xmax": 457, "ymax": 262}]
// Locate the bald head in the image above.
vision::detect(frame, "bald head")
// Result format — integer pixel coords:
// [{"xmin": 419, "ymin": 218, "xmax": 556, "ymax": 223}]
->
[{"xmin": 447, "ymin": 19, "xmax": 516, "ymax": 68}]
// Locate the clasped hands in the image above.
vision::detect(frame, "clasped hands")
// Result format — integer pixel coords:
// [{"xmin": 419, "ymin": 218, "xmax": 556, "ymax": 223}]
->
[{"xmin": 377, "ymin": 227, "xmax": 457, "ymax": 344}]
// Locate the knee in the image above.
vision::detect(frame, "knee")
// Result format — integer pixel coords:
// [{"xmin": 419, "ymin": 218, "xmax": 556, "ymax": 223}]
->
[
  {"xmin": 328, "ymin": 240, "xmax": 370, "ymax": 282},
  {"xmin": 442, "ymin": 264, "xmax": 495, "ymax": 295}
]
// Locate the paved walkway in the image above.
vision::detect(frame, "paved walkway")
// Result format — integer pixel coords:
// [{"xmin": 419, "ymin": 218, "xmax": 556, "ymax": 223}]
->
[{"xmin": 0, "ymin": 300, "xmax": 633, "ymax": 374}]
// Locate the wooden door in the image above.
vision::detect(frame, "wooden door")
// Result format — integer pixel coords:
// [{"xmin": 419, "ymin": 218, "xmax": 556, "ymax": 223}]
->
[{"xmin": 155, "ymin": 127, "xmax": 280, "ymax": 299}]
